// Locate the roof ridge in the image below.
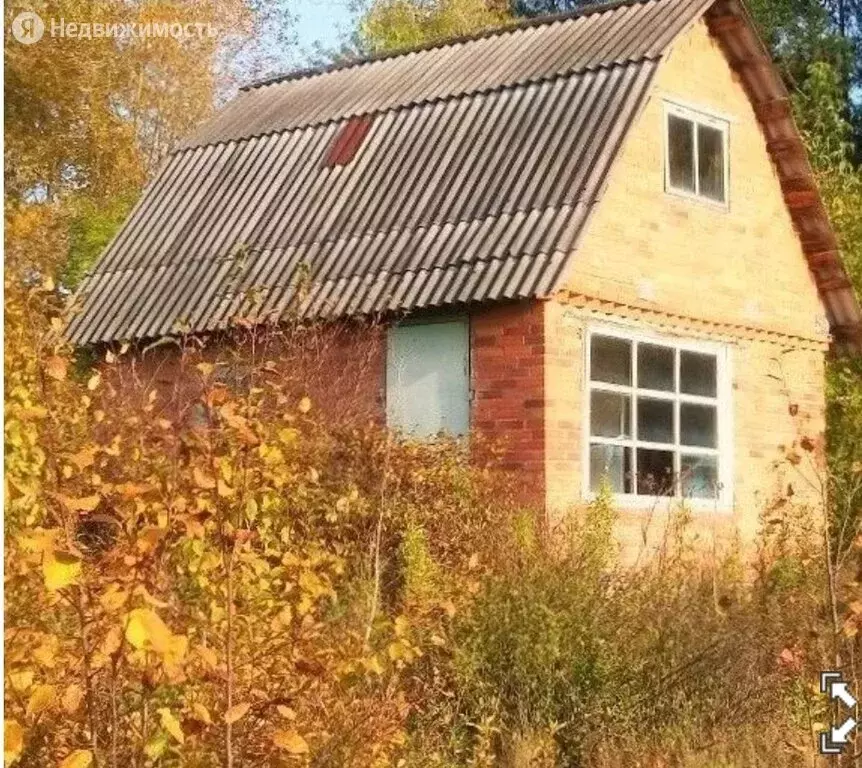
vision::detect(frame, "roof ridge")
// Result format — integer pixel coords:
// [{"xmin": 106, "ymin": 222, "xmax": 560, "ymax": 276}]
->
[{"xmin": 241, "ymin": 0, "xmax": 659, "ymax": 92}]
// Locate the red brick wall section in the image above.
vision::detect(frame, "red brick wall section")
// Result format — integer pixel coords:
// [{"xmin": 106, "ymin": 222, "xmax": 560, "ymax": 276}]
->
[
  {"xmin": 100, "ymin": 322, "xmax": 386, "ymax": 428},
  {"xmin": 470, "ymin": 302, "xmax": 546, "ymax": 509},
  {"xmin": 102, "ymin": 303, "xmax": 550, "ymax": 514}
]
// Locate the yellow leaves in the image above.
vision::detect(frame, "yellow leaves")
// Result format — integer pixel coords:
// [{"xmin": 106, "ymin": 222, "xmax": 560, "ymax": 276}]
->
[
  {"xmin": 273, "ymin": 729, "xmax": 309, "ymax": 754},
  {"xmin": 114, "ymin": 482, "xmax": 156, "ymax": 500},
  {"xmin": 362, "ymin": 655, "xmax": 384, "ymax": 676},
  {"xmin": 68, "ymin": 447, "xmax": 97, "ymax": 472},
  {"xmin": 58, "ymin": 750, "xmax": 93, "ymax": 768},
  {"xmin": 278, "ymin": 427, "xmax": 298, "ymax": 445},
  {"xmin": 223, "ymin": 702, "xmax": 250, "ymax": 724},
  {"xmin": 157, "ymin": 708, "xmax": 184, "ymax": 744},
  {"xmin": 4, "ymin": 721, "xmax": 24, "ymax": 766},
  {"xmin": 97, "ymin": 626, "xmax": 123, "ymax": 661},
  {"xmin": 124, "ymin": 609, "xmax": 186, "ymax": 679},
  {"xmin": 298, "ymin": 569, "xmax": 331, "ymax": 600},
  {"xmin": 204, "ymin": 386, "xmax": 228, "ymax": 408},
  {"xmin": 296, "ymin": 568, "xmax": 334, "ymax": 616},
  {"xmin": 42, "ymin": 550, "xmax": 82, "ymax": 591},
  {"xmin": 192, "ymin": 703, "xmax": 213, "ymax": 725},
  {"xmin": 298, "ymin": 396, "xmax": 312, "ymax": 414},
  {"xmin": 99, "ymin": 584, "xmax": 129, "ymax": 613},
  {"xmin": 276, "ymin": 705, "xmax": 296, "ymax": 720},
  {"xmin": 387, "ymin": 639, "xmax": 411, "ymax": 662},
  {"xmin": 136, "ymin": 527, "xmax": 166, "ymax": 555},
  {"xmin": 195, "ymin": 645, "xmax": 218, "ymax": 670},
  {"xmin": 193, "ymin": 468, "xmax": 216, "ymax": 490},
  {"xmin": 61, "ymin": 684, "xmax": 84, "ymax": 714},
  {"xmin": 136, "ymin": 585, "xmax": 169, "ymax": 609},
  {"xmin": 393, "ymin": 615, "xmax": 409, "ymax": 637},
  {"xmin": 218, "ymin": 403, "xmax": 259, "ymax": 445},
  {"xmin": 26, "ymin": 685, "xmax": 56, "ymax": 718},
  {"xmin": 273, "ymin": 605, "xmax": 293, "ymax": 628},
  {"xmin": 33, "ymin": 635, "xmax": 59, "ymax": 668},
  {"xmin": 45, "ymin": 356, "xmax": 68, "ymax": 381},
  {"xmin": 124, "ymin": 608, "xmax": 173, "ymax": 654},
  {"xmin": 18, "ymin": 528, "xmax": 57, "ymax": 554},
  {"xmin": 9, "ymin": 670, "xmax": 33, "ymax": 693},
  {"xmin": 259, "ymin": 444, "xmax": 286, "ymax": 468},
  {"xmin": 54, "ymin": 494, "xmax": 101, "ymax": 513},
  {"xmin": 196, "ymin": 362, "xmax": 214, "ymax": 378},
  {"xmin": 219, "ymin": 461, "xmax": 234, "ymax": 484},
  {"xmin": 217, "ymin": 478, "xmax": 235, "ymax": 498}
]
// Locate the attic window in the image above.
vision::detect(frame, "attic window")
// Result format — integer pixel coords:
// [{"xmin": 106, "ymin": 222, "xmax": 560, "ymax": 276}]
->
[
  {"xmin": 665, "ymin": 103, "xmax": 728, "ymax": 205},
  {"xmin": 324, "ymin": 115, "xmax": 373, "ymax": 167}
]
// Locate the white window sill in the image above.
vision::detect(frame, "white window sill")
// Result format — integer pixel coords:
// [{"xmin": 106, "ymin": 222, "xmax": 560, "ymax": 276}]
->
[
  {"xmin": 583, "ymin": 492, "xmax": 733, "ymax": 514},
  {"xmin": 665, "ymin": 185, "xmax": 729, "ymax": 212}
]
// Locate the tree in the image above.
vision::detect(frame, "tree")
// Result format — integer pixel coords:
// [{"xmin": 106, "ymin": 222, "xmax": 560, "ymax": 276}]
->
[
  {"xmin": 4, "ymin": 0, "xmax": 293, "ymax": 295},
  {"xmin": 357, "ymin": 0, "xmax": 510, "ymax": 55}
]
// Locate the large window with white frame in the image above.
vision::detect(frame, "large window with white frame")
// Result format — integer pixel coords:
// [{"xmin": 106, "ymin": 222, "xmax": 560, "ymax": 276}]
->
[
  {"xmin": 665, "ymin": 102, "xmax": 728, "ymax": 205},
  {"xmin": 586, "ymin": 327, "xmax": 730, "ymax": 502}
]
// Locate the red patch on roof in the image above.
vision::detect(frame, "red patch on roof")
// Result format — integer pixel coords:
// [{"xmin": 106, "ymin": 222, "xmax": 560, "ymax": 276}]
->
[{"xmin": 324, "ymin": 115, "xmax": 373, "ymax": 167}]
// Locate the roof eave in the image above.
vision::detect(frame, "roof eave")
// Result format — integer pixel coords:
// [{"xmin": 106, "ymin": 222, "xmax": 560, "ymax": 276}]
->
[{"xmin": 706, "ymin": 0, "xmax": 862, "ymax": 354}]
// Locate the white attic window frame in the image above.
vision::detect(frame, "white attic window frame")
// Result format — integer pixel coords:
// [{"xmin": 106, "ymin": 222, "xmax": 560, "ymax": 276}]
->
[
  {"xmin": 582, "ymin": 323, "xmax": 734, "ymax": 511},
  {"xmin": 663, "ymin": 101, "xmax": 730, "ymax": 208}
]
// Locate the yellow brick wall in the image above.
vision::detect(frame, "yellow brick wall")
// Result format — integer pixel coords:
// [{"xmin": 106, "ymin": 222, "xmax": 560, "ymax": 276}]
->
[
  {"xmin": 563, "ymin": 19, "xmax": 828, "ymax": 341},
  {"xmin": 545, "ymin": 19, "xmax": 828, "ymax": 558}
]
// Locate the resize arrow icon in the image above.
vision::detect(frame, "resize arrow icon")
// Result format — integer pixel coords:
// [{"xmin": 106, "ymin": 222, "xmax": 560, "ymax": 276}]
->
[
  {"xmin": 819, "ymin": 672, "xmax": 858, "ymax": 755},
  {"xmin": 833, "ymin": 717, "xmax": 857, "ymax": 744},
  {"xmin": 820, "ymin": 718, "xmax": 858, "ymax": 755},
  {"xmin": 832, "ymin": 681, "xmax": 858, "ymax": 709}
]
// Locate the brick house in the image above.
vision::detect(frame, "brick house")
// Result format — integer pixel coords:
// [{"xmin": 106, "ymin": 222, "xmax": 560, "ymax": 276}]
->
[{"xmin": 68, "ymin": 0, "xmax": 861, "ymax": 552}]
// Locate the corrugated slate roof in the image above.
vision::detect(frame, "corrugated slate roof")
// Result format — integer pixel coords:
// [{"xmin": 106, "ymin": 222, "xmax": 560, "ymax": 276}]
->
[
  {"xmin": 181, "ymin": 0, "xmax": 704, "ymax": 147},
  {"xmin": 67, "ymin": 0, "xmax": 862, "ymax": 349}
]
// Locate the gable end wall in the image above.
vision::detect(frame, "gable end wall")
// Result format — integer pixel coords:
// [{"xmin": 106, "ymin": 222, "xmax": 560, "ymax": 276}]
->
[{"xmin": 544, "ymin": 19, "xmax": 828, "ymax": 556}]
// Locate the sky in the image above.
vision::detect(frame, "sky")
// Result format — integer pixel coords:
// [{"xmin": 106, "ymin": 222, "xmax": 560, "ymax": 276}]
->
[{"xmin": 283, "ymin": 0, "xmax": 361, "ymax": 67}]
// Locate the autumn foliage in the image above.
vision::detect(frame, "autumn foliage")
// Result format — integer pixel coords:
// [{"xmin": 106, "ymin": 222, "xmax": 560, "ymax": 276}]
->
[{"xmin": 5, "ymin": 242, "xmax": 862, "ymax": 767}]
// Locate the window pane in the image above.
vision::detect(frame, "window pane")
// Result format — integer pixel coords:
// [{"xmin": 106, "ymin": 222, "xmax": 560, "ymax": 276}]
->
[
  {"xmin": 681, "ymin": 454, "xmax": 719, "ymax": 499},
  {"xmin": 637, "ymin": 397, "xmax": 674, "ymax": 444},
  {"xmin": 590, "ymin": 336, "xmax": 631, "ymax": 385},
  {"xmin": 386, "ymin": 320, "xmax": 470, "ymax": 437},
  {"xmin": 590, "ymin": 444, "xmax": 633, "ymax": 494},
  {"xmin": 697, "ymin": 124, "xmax": 725, "ymax": 202},
  {"xmin": 680, "ymin": 351, "xmax": 717, "ymax": 397},
  {"xmin": 636, "ymin": 449, "xmax": 675, "ymax": 496},
  {"xmin": 590, "ymin": 391, "xmax": 631, "ymax": 438},
  {"xmin": 680, "ymin": 403, "xmax": 717, "ymax": 448},
  {"xmin": 638, "ymin": 343, "xmax": 674, "ymax": 391},
  {"xmin": 668, "ymin": 114, "xmax": 695, "ymax": 193}
]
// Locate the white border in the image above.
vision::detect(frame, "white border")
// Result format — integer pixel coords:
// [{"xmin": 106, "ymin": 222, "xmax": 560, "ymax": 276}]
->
[
  {"xmin": 663, "ymin": 100, "xmax": 730, "ymax": 210},
  {"xmin": 581, "ymin": 322, "xmax": 734, "ymax": 511}
]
